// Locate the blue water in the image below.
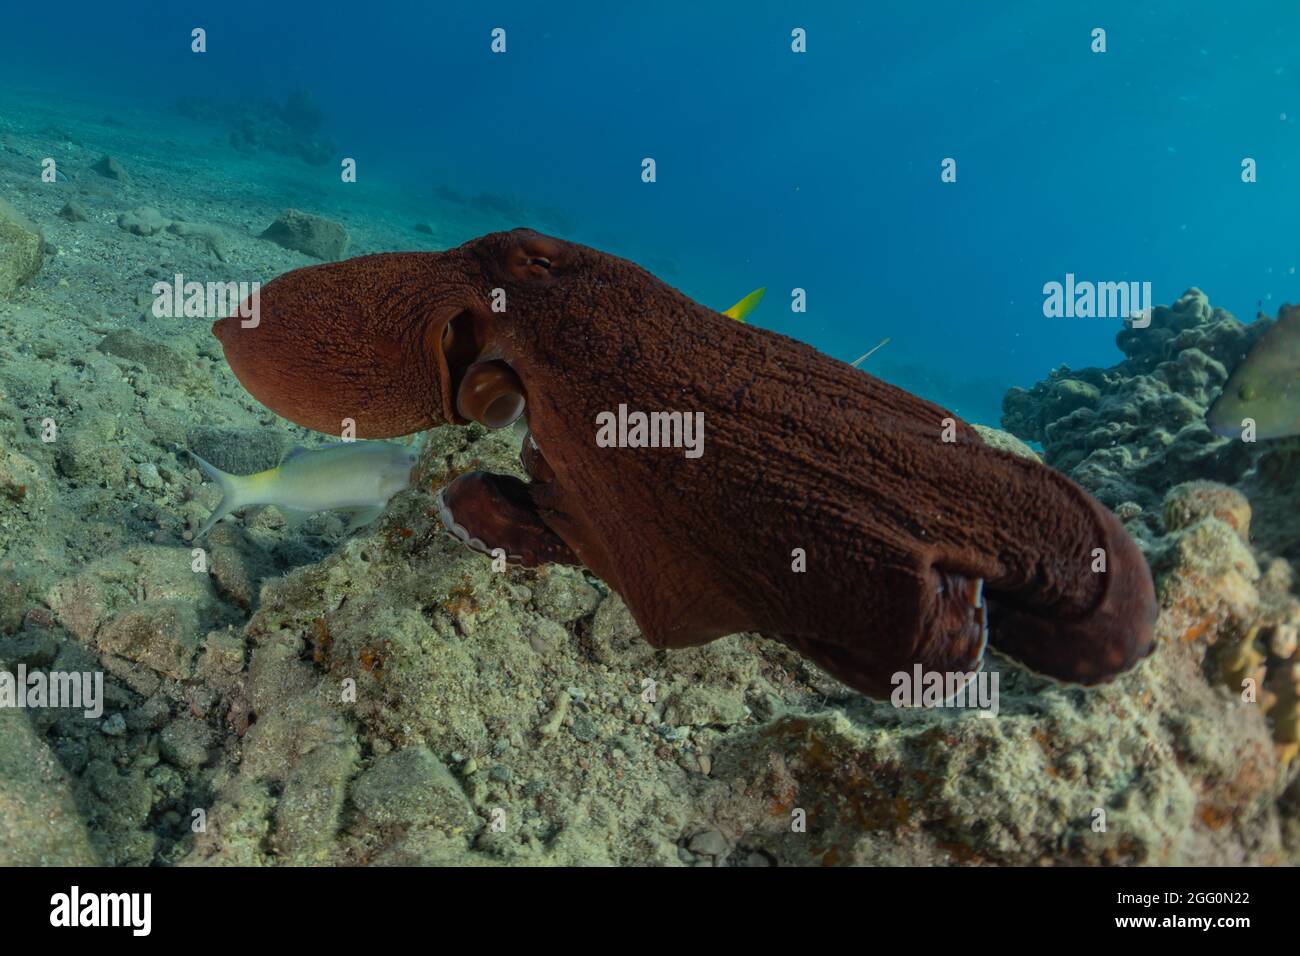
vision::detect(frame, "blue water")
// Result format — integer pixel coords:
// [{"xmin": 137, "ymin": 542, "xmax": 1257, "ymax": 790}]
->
[{"xmin": 4, "ymin": 0, "xmax": 1297, "ymax": 423}]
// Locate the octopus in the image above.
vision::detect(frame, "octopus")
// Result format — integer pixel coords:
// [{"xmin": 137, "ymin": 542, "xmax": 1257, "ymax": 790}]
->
[{"xmin": 212, "ymin": 229, "xmax": 1157, "ymax": 698}]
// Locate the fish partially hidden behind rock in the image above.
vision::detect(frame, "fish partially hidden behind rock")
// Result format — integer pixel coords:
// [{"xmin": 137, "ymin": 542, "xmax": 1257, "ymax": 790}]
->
[
  {"xmin": 1207, "ymin": 304, "xmax": 1300, "ymax": 440},
  {"xmin": 189, "ymin": 440, "xmax": 420, "ymax": 537}
]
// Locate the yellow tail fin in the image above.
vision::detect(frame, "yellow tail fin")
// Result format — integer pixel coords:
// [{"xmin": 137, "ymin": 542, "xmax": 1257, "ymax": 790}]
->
[{"xmin": 722, "ymin": 287, "xmax": 766, "ymax": 323}]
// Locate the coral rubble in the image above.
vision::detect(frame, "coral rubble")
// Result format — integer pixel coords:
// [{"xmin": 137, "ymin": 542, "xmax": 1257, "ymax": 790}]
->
[{"xmin": 1003, "ymin": 290, "xmax": 1300, "ymax": 773}]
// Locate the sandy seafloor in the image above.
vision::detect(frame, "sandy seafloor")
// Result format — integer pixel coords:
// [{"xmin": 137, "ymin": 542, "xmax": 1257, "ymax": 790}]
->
[{"xmin": 0, "ymin": 88, "xmax": 1298, "ymax": 867}]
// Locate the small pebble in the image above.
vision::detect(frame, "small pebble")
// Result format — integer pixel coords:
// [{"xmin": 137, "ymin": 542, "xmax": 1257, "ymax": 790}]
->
[
  {"xmin": 688, "ymin": 830, "xmax": 729, "ymax": 857},
  {"xmin": 136, "ymin": 462, "xmax": 163, "ymax": 489},
  {"xmin": 101, "ymin": 713, "xmax": 127, "ymax": 737},
  {"xmin": 570, "ymin": 713, "xmax": 597, "ymax": 743}
]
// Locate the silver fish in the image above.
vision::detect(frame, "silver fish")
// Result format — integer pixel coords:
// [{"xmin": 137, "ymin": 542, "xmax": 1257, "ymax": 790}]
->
[{"xmin": 189, "ymin": 440, "xmax": 420, "ymax": 537}]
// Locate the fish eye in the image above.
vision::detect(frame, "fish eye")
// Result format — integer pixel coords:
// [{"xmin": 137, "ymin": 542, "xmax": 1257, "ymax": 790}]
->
[{"xmin": 1238, "ymin": 384, "xmax": 1257, "ymax": 401}]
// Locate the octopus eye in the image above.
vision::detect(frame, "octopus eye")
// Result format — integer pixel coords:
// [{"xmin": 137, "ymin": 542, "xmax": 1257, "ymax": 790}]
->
[
  {"xmin": 1239, "ymin": 383, "xmax": 1257, "ymax": 401},
  {"xmin": 506, "ymin": 236, "xmax": 561, "ymax": 280}
]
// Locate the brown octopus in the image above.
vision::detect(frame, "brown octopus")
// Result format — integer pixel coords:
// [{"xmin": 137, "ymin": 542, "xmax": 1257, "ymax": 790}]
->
[{"xmin": 212, "ymin": 229, "xmax": 1157, "ymax": 698}]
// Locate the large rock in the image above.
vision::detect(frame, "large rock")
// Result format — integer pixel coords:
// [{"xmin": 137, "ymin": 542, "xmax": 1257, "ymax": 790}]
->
[
  {"xmin": 96, "ymin": 330, "xmax": 192, "ymax": 386},
  {"xmin": 260, "ymin": 209, "xmax": 348, "ymax": 260},
  {"xmin": 117, "ymin": 206, "xmax": 168, "ymax": 236},
  {"xmin": 91, "ymin": 155, "xmax": 130, "ymax": 182},
  {"xmin": 1001, "ymin": 289, "xmax": 1261, "ymax": 509},
  {"xmin": 58, "ymin": 201, "xmax": 89, "ymax": 223},
  {"xmin": 349, "ymin": 746, "xmax": 475, "ymax": 832},
  {"xmin": 96, "ymin": 602, "xmax": 204, "ymax": 680},
  {"xmin": 0, "ymin": 199, "xmax": 44, "ymax": 299},
  {"xmin": 45, "ymin": 545, "xmax": 237, "ymax": 670},
  {"xmin": 0, "ymin": 696, "xmax": 98, "ymax": 865}
]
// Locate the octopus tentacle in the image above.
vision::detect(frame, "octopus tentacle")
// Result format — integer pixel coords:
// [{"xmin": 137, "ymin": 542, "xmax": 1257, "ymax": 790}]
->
[
  {"xmin": 775, "ymin": 559, "xmax": 989, "ymax": 699},
  {"xmin": 436, "ymin": 471, "xmax": 580, "ymax": 568}
]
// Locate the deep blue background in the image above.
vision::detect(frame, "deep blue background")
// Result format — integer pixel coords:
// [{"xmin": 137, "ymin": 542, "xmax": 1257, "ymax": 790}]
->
[{"xmin": 3, "ymin": 0, "xmax": 1297, "ymax": 422}]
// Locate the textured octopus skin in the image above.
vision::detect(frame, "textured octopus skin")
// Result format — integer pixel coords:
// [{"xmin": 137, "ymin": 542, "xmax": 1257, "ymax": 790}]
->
[{"xmin": 212, "ymin": 228, "xmax": 1158, "ymax": 699}]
